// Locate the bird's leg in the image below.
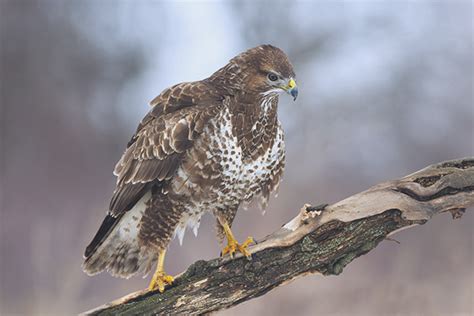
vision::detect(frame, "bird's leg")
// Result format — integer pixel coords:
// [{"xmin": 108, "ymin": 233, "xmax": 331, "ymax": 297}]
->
[
  {"xmin": 221, "ymin": 221, "xmax": 253, "ymax": 259},
  {"xmin": 148, "ymin": 249, "xmax": 174, "ymax": 293}
]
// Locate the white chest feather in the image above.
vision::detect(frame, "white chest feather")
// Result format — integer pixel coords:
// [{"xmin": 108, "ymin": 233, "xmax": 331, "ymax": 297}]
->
[{"xmin": 172, "ymin": 104, "xmax": 285, "ymax": 245}]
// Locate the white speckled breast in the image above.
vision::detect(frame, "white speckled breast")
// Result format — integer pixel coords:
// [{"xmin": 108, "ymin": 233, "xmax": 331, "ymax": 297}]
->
[{"xmin": 170, "ymin": 104, "xmax": 285, "ymax": 243}]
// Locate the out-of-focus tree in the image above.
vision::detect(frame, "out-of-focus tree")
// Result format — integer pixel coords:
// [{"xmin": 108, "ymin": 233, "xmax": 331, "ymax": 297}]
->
[{"xmin": 0, "ymin": 1, "xmax": 162, "ymax": 314}]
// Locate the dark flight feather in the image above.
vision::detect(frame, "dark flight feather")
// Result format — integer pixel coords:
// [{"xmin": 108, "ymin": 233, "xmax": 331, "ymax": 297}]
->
[
  {"xmin": 84, "ymin": 213, "xmax": 122, "ymax": 258},
  {"xmin": 85, "ymin": 82, "xmax": 222, "ymax": 259}
]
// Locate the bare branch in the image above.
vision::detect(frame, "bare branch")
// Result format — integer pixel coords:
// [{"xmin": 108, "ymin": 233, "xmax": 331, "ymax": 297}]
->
[{"xmin": 83, "ymin": 157, "xmax": 474, "ymax": 315}]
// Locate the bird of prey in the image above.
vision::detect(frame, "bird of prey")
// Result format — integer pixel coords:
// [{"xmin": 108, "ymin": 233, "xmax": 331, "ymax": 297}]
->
[{"xmin": 83, "ymin": 44, "xmax": 298, "ymax": 292}]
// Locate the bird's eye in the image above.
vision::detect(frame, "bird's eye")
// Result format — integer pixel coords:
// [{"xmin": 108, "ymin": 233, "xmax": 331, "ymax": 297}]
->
[{"xmin": 267, "ymin": 73, "xmax": 278, "ymax": 82}]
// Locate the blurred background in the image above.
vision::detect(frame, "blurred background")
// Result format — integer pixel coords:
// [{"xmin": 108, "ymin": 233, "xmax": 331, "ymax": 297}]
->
[{"xmin": 1, "ymin": 1, "xmax": 473, "ymax": 315}]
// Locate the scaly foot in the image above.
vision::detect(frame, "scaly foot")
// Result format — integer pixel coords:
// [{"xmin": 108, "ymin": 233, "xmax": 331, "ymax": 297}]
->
[
  {"xmin": 222, "ymin": 236, "xmax": 254, "ymax": 259},
  {"xmin": 148, "ymin": 271, "xmax": 174, "ymax": 293},
  {"xmin": 148, "ymin": 249, "xmax": 173, "ymax": 293}
]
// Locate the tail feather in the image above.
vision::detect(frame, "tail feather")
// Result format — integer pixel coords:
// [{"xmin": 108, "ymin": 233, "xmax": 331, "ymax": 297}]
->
[
  {"xmin": 84, "ymin": 214, "xmax": 121, "ymax": 258},
  {"xmin": 82, "ymin": 191, "xmax": 156, "ymax": 278},
  {"xmin": 82, "ymin": 232, "xmax": 155, "ymax": 278}
]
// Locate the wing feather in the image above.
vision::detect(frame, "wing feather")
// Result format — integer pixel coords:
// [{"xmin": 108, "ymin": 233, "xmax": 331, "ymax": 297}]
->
[
  {"xmin": 85, "ymin": 81, "xmax": 221, "ymax": 258},
  {"xmin": 109, "ymin": 81, "xmax": 221, "ymax": 217},
  {"xmin": 109, "ymin": 182, "xmax": 147, "ymax": 214}
]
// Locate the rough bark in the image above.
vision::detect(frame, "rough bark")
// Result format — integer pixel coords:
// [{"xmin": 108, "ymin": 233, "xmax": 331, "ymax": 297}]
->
[{"xmin": 83, "ymin": 157, "xmax": 474, "ymax": 316}]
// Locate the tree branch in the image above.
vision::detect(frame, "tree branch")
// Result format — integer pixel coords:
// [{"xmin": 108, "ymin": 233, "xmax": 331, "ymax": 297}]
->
[{"xmin": 83, "ymin": 157, "xmax": 474, "ymax": 315}]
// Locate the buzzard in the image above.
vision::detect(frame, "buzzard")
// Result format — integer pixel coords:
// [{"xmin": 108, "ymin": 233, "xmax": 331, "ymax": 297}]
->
[{"xmin": 83, "ymin": 45, "xmax": 298, "ymax": 292}]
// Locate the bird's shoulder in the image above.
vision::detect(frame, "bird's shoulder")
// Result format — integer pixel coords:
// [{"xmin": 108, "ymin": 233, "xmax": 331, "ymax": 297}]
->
[
  {"xmin": 129, "ymin": 80, "xmax": 224, "ymax": 147},
  {"xmin": 109, "ymin": 80, "xmax": 223, "ymax": 215}
]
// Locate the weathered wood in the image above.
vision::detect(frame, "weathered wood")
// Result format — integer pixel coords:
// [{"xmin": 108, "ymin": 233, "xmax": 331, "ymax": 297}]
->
[{"xmin": 83, "ymin": 157, "xmax": 474, "ymax": 316}]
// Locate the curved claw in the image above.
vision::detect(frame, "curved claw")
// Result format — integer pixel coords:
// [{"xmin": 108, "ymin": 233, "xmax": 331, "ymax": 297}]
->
[
  {"xmin": 149, "ymin": 271, "xmax": 174, "ymax": 293},
  {"xmin": 148, "ymin": 250, "xmax": 174, "ymax": 293},
  {"xmin": 222, "ymin": 236, "xmax": 254, "ymax": 259}
]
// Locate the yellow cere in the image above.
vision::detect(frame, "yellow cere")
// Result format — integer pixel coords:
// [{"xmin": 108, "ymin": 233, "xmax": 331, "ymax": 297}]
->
[{"xmin": 288, "ymin": 78, "xmax": 296, "ymax": 89}]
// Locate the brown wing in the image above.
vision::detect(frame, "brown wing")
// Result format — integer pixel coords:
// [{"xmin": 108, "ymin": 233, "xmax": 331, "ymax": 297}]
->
[
  {"xmin": 110, "ymin": 81, "xmax": 221, "ymax": 216},
  {"xmin": 110, "ymin": 106, "xmax": 217, "ymax": 215},
  {"xmin": 84, "ymin": 81, "xmax": 221, "ymax": 258}
]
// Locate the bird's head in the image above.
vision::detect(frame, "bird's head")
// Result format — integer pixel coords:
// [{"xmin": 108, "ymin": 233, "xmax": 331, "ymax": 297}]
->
[{"xmin": 226, "ymin": 45, "xmax": 298, "ymax": 101}]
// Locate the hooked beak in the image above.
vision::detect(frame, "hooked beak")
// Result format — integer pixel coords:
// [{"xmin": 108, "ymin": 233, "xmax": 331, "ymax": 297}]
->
[{"xmin": 284, "ymin": 78, "xmax": 298, "ymax": 101}]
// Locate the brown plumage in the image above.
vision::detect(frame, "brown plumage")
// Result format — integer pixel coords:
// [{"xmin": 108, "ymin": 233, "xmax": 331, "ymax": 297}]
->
[{"xmin": 83, "ymin": 44, "xmax": 298, "ymax": 282}]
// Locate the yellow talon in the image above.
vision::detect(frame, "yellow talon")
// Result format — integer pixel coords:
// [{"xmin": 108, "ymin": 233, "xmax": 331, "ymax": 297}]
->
[
  {"xmin": 221, "ymin": 222, "xmax": 254, "ymax": 259},
  {"xmin": 148, "ymin": 249, "xmax": 174, "ymax": 293},
  {"xmin": 148, "ymin": 271, "xmax": 174, "ymax": 293}
]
